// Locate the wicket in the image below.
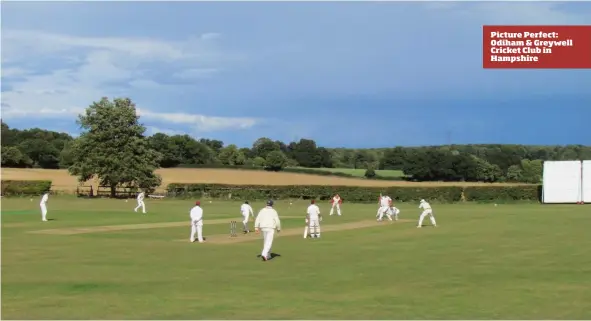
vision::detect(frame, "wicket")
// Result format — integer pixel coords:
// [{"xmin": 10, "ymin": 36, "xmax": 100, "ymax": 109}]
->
[{"xmin": 230, "ymin": 220, "xmax": 237, "ymax": 237}]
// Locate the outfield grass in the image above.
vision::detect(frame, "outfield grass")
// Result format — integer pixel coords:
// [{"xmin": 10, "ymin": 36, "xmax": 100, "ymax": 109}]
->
[
  {"xmin": 2, "ymin": 197, "xmax": 590, "ymax": 319},
  {"xmin": 296, "ymin": 167, "xmax": 405, "ymax": 178}
]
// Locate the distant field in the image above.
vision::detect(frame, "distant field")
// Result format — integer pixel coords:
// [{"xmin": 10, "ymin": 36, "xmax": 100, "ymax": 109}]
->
[
  {"xmin": 0, "ymin": 168, "xmax": 530, "ymax": 193},
  {"xmin": 295, "ymin": 167, "xmax": 405, "ymax": 178}
]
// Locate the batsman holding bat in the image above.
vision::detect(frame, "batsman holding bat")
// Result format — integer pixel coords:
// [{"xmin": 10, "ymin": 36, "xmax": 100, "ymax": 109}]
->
[{"xmin": 304, "ymin": 200, "xmax": 322, "ymax": 238}]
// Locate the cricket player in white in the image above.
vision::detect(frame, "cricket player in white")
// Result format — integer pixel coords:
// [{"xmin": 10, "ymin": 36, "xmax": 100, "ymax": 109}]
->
[
  {"xmin": 304, "ymin": 200, "xmax": 322, "ymax": 238},
  {"xmin": 388, "ymin": 206, "xmax": 401, "ymax": 221},
  {"xmin": 254, "ymin": 200, "xmax": 281, "ymax": 261},
  {"xmin": 40, "ymin": 192, "xmax": 49, "ymax": 221},
  {"xmin": 329, "ymin": 194, "xmax": 342, "ymax": 216},
  {"xmin": 417, "ymin": 199, "xmax": 437, "ymax": 228},
  {"xmin": 240, "ymin": 201, "xmax": 254, "ymax": 234},
  {"xmin": 134, "ymin": 191, "xmax": 146, "ymax": 214},
  {"xmin": 190, "ymin": 201, "xmax": 205, "ymax": 243},
  {"xmin": 376, "ymin": 194, "xmax": 392, "ymax": 221}
]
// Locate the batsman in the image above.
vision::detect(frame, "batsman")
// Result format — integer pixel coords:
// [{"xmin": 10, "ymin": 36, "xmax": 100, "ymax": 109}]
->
[{"xmin": 304, "ymin": 200, "xmax": 322, "ymax": 238}]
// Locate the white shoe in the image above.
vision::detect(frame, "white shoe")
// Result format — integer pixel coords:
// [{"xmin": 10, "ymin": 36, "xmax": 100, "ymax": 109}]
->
[
  {"xmin": 417, "ymin": 225, "xmax": 422, "ymax": 228},
  {"xmin": 42, "ymin": 219, "xmax": 48, "ymax": 222},
  {"xmin": 190, "ymin": 238, "xmax": 195, "ymax": 242}
]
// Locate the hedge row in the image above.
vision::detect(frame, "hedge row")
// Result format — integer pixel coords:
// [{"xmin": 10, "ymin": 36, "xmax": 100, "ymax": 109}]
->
[
  {"xmin": 173, "ymin": 164, "xmax": 405, "ymax": 181},
  {"xmin": 1, "ymin": 180, "xmax": 52, "ymax": 196},
  {"xmin": 167, "ymin": 183, "xmax": 542, "ymax": 203}
]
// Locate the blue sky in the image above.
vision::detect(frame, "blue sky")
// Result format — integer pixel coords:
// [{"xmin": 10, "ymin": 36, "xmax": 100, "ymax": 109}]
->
[{"xmin": 1, "ymin": 1, "xmax": 590, "ymax": 148}]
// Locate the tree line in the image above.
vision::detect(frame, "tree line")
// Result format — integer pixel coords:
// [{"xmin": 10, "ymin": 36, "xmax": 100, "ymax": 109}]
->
[{"xmin": 2, "ymin": 97, "xmax": 590, "ymax": 187}]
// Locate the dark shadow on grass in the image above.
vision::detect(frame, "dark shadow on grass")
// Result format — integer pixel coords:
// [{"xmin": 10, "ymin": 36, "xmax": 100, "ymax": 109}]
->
[{"xmin": 256, "ymin": 253, "xmax": 281, "ymax": 261}]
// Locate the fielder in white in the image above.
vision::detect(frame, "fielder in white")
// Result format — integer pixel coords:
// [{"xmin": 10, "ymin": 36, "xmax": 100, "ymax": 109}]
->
[
  {"xmin": 388, "ymin": 206, "xmax": 401, "ymax": 221},
  {"xmin": 417, "ymin": 199, "xmax": 437, "ymax": 228},
  {"xmin": 189, "ymin": 201, "xmax": 205, "ymax": 243},
  {"xmin": 254, "ymin": 200, "xmax": 281, "ymax": 261},
  {"xmin": 329, "ymin": 194, "xmax": 342, "ymax": 216},
  {"xmin": 134, "ymin": 191, "xmax": 146, "ymax": 214},
  {"xmin": 40, "ymin": 192, "xmax": 49, "ymax": 221},
  {"xmin": 240, "ymin": 201, "xmax": 255, "ymax": 234},
  {"xmin": 303, "ymin": 200, "xmax": 322, "ymax": 239},
  {"xmin": 376, "ymin": 194, "xmax": 392, "ymax": 221}
]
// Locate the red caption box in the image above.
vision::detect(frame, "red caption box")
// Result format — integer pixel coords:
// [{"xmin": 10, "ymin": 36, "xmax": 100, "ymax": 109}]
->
[{"xmin": 482, "ymin": 25, "xmax": 591, "ymax": 69}]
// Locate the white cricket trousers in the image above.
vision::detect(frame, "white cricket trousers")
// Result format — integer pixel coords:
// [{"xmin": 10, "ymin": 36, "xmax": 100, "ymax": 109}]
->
[
  {"xmin": 40, "ymin": 204, "xmax": 47, "ymax": 221},
  {"xmin": 261, "ymin": 228, "xmax": 275, "ymax": 258},
  {"xmin": 135, "ymin": 200, "xmax": 146, "ymax": 213},
  {"xmin": 242, "ymin": 213, "xmax": 250, "ymax": 231},
  {"xmin": 418, "ymin": 209, "xmax": 436, "ymax": 227},
  {"xmin": 304, "ymin": 219, "xmax": 320, "ymax": 237},
  {"xmin": 377, "ymin": 206, "xmax": 389, "ymax": 220},
  {"xmin": 329, "ymin": 203, "xmax": 341, "ymax": 216},
  {"xmin": 190, "ymin": 221, "xmax": 204, "ymax": 242}
]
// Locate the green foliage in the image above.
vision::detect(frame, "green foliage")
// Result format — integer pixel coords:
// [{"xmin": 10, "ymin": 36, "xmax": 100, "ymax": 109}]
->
[
  {"xmin": 2, "ymin": 119, "xmax": 589, "ymax": 184},
  {"xmin": 473, "ymin": 155, "xmax": 503, "ymax": 183},
  {"xmin": 264, "ymin": 150, "xmax": 288, "ymax": 171},
  {"xmin": 463, "ymin": 185, "xmax": 540, "ymax": 202},
  {"xmin": 379, "ymin": 147, "xmax": 407, "ymax": 170},
  {"xmin": 1, "ymin": 146, "xmax": 33, "ymax": 167},
  {"xmin": 218, "ymin": 144, "xmax": 246, "ymax": 166},
  {"xmin": 1, "ymin": 121, "xmax": 73, "ymax": 169},
  {"xmin": 252, "ymin": 156, "xmax": 266, "ymax": 167},
  {"xmin": 251, "ymin": 137, "xmax": 281, "ymax": 159},
  {"xmin": 1, "ymin": 180, "xmax": 52, "ymax": 196},
  {"xmin": 167, "ymin": 183, "xmax": 541, "ymax": 203},
  {"xmin": 506, "ymin": 164, "xmax": 523, "ymax": 182},
  {"xmin": 520, "ymin": 159, "xmax": 543, "ymax": 184},
  {"xmin": 402, "ymin": 148, "xmax": 479, "ymax": 182},
  {"xmin": 68, "ymin": 97, "xmax": 162, "ymax": 196},
  {"xmin": 364, "ymin": 168, "xmax": 376, "ymax": 178}
]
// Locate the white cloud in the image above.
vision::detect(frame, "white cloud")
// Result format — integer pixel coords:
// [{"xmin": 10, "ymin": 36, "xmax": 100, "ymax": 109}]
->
[
  {"xmin": 138, "ymin": 109, "xmax": 258, "ymax": 133},
  {"xmin": 146, "ymin": 126, "xmax": 186, "ymax": 136},
  {"xmin": 172, "ymin": 68, "xmax": 220, "ymax": 79},
  {"xmin": 0, "ymin": 29, "xmax": 255, "ymax": 132}
]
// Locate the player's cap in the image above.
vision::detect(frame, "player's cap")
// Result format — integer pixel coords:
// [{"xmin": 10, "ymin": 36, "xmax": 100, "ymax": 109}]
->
[
  {"xmin": 266, "ymin": 199, "xmax": 274, "ymax": 207},
  {"xmin": 244, "ymin": 200, "xmax": 249, "ymax": 204},
  {"xmin": 420, "ymin": 199, "xmax": 425, "ymax": 203},
  {"xmin": 195, "ymin": 200, "xmax": 201, "ymax": 206}
]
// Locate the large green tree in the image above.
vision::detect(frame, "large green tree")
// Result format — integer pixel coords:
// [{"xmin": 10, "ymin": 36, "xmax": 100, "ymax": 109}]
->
[{"xmin": 68, "ymin": 97, "xmax": 162, "ymax": 197}]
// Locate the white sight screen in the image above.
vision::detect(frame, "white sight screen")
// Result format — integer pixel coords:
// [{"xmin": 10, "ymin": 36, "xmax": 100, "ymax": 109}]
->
[
  {"xmin": 582, "ymin": 160, "xmax": 591, "ymax": 203},
  {"xmin": 542, "ymin": 161, "xmax": 582, "ymax": 204}
]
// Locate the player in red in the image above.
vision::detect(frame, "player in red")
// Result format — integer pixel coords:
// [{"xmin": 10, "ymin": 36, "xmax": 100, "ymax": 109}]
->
[{"xmin": 329, "ymin": 194, "xmax": 342, "ymax": 216}]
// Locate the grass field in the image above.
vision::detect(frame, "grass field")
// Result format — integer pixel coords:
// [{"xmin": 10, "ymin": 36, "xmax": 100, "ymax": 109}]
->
[
  {"xmin": 1, "ymin": 168, "xmax": 530, "ymax": 193},
  {"xmin": 294, "ymin": 167, "xmax": 405, "ymax": 178},
  {"xmin": 2, "ymin": 197, "xmax": 590, "ymax": 319}
]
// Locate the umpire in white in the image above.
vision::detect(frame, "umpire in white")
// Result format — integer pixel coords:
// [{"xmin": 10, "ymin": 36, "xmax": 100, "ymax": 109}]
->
[{"xmin": 254, "ymin": 200, "xmax": 281, "ymax": 261}]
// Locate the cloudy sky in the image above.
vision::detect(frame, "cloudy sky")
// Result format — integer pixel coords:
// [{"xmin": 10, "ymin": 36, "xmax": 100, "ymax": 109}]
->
[{"xmin": 1, "ymin": 1, "xmax": 590, "ymax": 148}]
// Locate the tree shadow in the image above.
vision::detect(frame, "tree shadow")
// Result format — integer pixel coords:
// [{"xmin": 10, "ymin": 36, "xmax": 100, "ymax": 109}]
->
[{"xmin": 256, "ymin": 253, "xmax": 281, "ymax": 261}]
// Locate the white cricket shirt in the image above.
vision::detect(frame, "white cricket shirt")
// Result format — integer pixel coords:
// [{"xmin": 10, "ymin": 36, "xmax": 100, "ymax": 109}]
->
[
  {"xmin": 307, "ymin": 204, "xmax": 320, "ymax": 220},
  {"xmin": 190, "ymin": 206, "xmax": 203, "ymax": 224},
  {"xmin": 255, "ymin": 207, "xmax": 281, "ymax": 229},
  {"xmin": 40, "ymin": 193, "xmax": 49, "ymax": 205},
  {"xmin": 419, "ymin": 202, "xmax": 432, "ymax": 210},
  {"xmin": 240, "ymin": 204, "xmax": 253, "ymax": 215}
]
